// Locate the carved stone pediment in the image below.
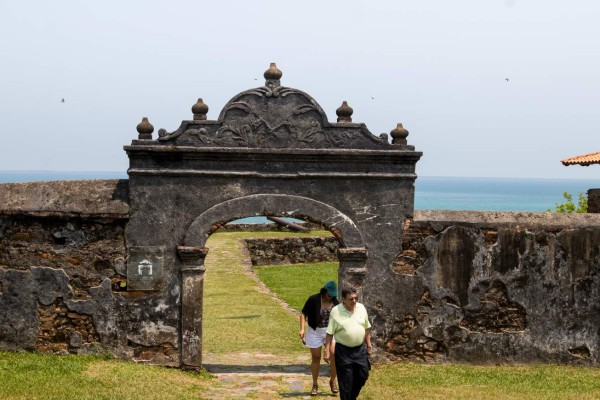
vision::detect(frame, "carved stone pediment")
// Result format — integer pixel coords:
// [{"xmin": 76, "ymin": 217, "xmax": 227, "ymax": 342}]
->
[{"xmin": 148, "ymin": 64, "xmax": 399, "ymax": 150}]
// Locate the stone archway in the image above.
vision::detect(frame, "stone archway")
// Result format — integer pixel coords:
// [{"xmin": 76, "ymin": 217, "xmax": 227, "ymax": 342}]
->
[
  {"xmin": 183, "ymin": 194, "xmax": 365, "ymax": 248},
  {"xmin": 176, "ymin": 194, "xmax": 368, "ymax": 368},
  {"xmin": 124, "ymin": 63, "xmax": 421, "ymax": 369}
]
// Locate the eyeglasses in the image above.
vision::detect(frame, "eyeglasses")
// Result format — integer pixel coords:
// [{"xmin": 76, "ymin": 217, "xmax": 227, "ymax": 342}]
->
[{"xmin": 346, "ymin": 297, "xmax": 358, "ymax": 302}]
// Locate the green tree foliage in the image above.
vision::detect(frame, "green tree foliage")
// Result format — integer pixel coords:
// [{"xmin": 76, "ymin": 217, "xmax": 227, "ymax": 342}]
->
[{"xmin": 548, "ymin": 192, "xmax": 588, "ymax": 213}]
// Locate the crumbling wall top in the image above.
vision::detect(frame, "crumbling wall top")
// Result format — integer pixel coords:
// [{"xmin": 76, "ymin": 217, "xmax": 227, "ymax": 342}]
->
[{"xmin": 0, "ymin": 180, "xmax": 129, "ymax": 218}]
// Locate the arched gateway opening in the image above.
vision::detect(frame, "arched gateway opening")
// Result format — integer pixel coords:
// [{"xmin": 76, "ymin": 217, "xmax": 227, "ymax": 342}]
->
[
  {"xmin": 178, "ymin": 195, "xmax": 366, "ymax": 368},
  {"xmin": 124, "ymin": 64, "xmax": 421, "ymax": 369}
]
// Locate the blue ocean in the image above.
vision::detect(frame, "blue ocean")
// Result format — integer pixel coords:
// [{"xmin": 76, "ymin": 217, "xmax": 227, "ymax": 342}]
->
[
  {"xmin": 1, "ymin": 171, "xmax": 599, "ymax": 217},
  {"xmin": 414, "ymin": 176, "xmax": 600, "ymax": 212}
]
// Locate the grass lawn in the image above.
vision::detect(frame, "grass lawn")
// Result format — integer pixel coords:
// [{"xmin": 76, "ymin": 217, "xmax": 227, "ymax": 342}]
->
[
  {"xmin": 2, "ymin": 229, "xmax": 600, "ymax": 399},
  {"xmin": 3, "ymin": 351, "xmax": 600, "ymax": 400},
  {"xmin": 0, "ymin": 351, "xmax": 214, "ymax": 400},
  {"xmin": 254, "ymin": 261, "xmax": 338, "ymax": 311},
  {"xmin": 361, "ymin": 363, "xmax": 600, "ymax": 400}
]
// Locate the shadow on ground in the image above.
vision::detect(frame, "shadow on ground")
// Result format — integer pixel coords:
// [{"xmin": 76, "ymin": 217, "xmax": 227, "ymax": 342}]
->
[{"xmin": 204, "ymin": 363, "xmax": 333, "ymax": 376}]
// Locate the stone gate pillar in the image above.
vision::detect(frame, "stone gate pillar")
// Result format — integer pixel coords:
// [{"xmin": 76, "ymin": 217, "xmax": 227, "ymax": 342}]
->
[{"xmin": 177, "ymin": 246, "xmax": 209, "ymax": 369}]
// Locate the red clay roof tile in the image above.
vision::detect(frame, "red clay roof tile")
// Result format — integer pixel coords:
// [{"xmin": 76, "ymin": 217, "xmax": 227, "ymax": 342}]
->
[{"xmin": 561, "ymin": 151, "xmax": 600, "ymax": 166}]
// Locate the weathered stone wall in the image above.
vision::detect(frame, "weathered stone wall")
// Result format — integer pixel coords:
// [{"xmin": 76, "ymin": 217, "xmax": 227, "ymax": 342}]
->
[
  {"xmin": 2, "ymin": 180, "xmax": 600, "ymax": 366},
  {"xmin": 0, "ymin": 214, "xmax": 127, "ymax": 353},
  {"xmin": 373, "ymin": 210, "xmax": 600, "ymax": 364},
  {"xmin": 244, "ymin": 237, "xmax": 338, "ymax": 265},
  {"xmin": 0, "ymin": 180, "xmax": 178, "ymax": 365}
]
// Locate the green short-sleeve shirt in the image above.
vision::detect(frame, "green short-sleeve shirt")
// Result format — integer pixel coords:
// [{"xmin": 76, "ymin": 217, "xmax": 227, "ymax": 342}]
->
[{"xmin": 326, "ymin": 302, "xmax": 371, "ymax": 347}]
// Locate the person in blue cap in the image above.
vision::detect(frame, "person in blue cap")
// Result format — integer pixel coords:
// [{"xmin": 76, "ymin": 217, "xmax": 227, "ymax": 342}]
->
[{"xmin": 300, "ymin": 280, "xmax": 340, "ymax": 396}]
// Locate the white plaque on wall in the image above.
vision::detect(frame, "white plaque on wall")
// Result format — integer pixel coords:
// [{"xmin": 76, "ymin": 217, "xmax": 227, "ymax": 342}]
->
[{"xmin": 126, "ymin": 246, "xmax": 165, "ymax": 290}]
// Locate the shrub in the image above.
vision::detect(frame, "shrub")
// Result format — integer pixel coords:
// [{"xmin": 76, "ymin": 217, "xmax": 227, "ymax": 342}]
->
[{"xmin": 548, "ymin": 192, "xmax": 588, "ymax": 213}]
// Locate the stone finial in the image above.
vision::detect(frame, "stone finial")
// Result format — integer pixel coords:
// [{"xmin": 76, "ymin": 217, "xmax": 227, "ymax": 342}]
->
[
  {"xmin": 264, "ymin": 62, "xmax": 282, "ymax": 80},
  {"xmin": 264, "ymin": 62, "xmax": 282, "ymax": 89},
  {"xmin": 192, "ymin": 98, "xmax": 209, "ymax": 121},
  {"xmin": 336, "ymin": 101, "xmax": 353, "ymax": 123},
  {"xmin": 136, "ymin": 117, "xmax": 154, "ymax": 140},
  {"xmin": 390, "ymin": 123, "xmax": 409, "ymax": 145}
]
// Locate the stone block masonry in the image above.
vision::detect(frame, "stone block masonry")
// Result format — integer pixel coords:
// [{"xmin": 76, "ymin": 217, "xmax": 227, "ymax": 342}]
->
[
  {"xmin": 244, "ymin": 237, "xmax": 338, "ymax": 266},
  {"xmin": 0, "ymin": 215, "xmax": 127, "ymax": 294}
]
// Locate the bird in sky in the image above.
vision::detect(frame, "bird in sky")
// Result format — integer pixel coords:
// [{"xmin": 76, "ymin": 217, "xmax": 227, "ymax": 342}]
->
[
  {"xmin": 61, "ymin": 98, "xmax": 65, "ymax": 103},
  {"xmin": 505, "ymin": 78, "xmax": 510, "ymax": 82}
]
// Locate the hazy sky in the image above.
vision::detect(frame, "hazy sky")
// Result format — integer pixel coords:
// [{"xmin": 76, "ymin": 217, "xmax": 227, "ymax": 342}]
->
[{"xmin": 1, "ymin": 1, "xmax": 599, "ymax": 179}]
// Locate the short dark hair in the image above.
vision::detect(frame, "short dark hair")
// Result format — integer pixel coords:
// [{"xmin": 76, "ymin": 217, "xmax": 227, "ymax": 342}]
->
[{"xmin": 341, "ymin": 287, "xmax": 357, "ymax": 299}]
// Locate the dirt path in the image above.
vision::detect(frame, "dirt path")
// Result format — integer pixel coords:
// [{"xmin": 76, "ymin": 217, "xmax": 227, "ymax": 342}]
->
[{"xmin": 202, "ymin": 352, "xmax": 337, "ymax": 399}]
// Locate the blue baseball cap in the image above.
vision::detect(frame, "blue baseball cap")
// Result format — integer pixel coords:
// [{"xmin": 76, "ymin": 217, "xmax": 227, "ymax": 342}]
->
[{"xmin": 323, "ymin": 281, "xmax": 338, "ymax": 297}]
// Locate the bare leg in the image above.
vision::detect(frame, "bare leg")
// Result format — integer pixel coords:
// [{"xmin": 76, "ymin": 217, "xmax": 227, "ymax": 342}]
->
[
  {"xmin": 310, "ymin": 347, "xmax": 322, "ymax": 386},
  {"xmin": 330, "ymin": 344, "xmax": 337, "ymax": 382}
]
